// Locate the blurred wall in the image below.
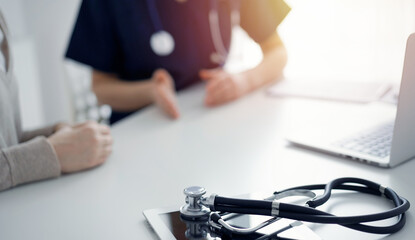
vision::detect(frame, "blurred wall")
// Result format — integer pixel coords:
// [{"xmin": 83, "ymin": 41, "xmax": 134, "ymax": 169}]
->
[
  {"xmin": 0, "ymin": 0, "xmax": 81, "ymax": 129},
  {"xmin": 22, "ymin": 0, "xmax": 81, "ymax": 125},
  {"xmin": 280, "ymin": 0, "xmax": 415, "ymax": 82}
]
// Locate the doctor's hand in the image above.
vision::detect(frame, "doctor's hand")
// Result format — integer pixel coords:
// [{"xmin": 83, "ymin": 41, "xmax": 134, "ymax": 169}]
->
[
  {"xmin": 151, "ymin": 69, "xmax": 180, "ymax": 119},
  {"xmin": 47, "ymin": 121, "xmax": 113, "ymax": 173},
  {"xmin": 200, "ymin": 68, "xmax": 250, "ymax": 107}
]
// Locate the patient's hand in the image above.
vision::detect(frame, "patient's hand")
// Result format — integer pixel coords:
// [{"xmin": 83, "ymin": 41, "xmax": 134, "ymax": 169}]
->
[
  {"xmin": 200, "ymin": 68, "xmax": 249, "ymax": 107},
  {"xmin": 47, "ymin": 121, "xmax": 113, "ymax": 173},
  {"xmin": 151, "ymin": 69, "xmax": 180, "ymax": 119}
]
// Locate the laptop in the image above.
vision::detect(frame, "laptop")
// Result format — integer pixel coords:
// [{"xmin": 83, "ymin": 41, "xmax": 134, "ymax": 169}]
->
[{"xmin": 286, "ymin": 33, "xmax": 415, "ymax": 168}]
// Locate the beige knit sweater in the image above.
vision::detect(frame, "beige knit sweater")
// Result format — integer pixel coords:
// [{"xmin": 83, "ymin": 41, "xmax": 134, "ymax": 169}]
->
[{"xmin": 0, "ymin": 12, "xmax": 61, "ymax": 191}]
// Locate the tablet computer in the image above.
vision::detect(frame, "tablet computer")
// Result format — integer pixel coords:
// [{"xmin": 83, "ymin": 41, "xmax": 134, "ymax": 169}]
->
[{"xmin": 143, "ymin": 201, "xmax": 321, "ymax": 240}]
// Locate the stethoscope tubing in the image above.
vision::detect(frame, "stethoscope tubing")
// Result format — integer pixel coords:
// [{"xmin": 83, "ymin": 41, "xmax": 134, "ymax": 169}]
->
[
  {"xmin": 214, "ymin": 199, "xmax": 409, "ymax": 224},
  {"xmin": 214, "ymin": 196, "xmax": 273, "ymax": 209},
  {"xmin": 145, "ymin": 0, "xmax": 163, "ymax": 32},
  {"xmin": 306, "ymin": 177, "xmax": 386, "ymax": 208},
  {"xmin": 211, "ymin": 177, "xmax": 410, "ymax": 234},
  {"xmin": 145, "ymin": 0, "xmax": 240, "ymax": 63}
]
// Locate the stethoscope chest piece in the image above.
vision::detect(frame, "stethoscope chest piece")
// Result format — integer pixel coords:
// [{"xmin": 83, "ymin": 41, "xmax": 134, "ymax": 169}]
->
[
  {"xmin": 180, "ymin": 186, "xmax": 211, "ymax": 220},
  {"xmin": 150, "ymin": 30, "xmax": 175, "ymax": 56}
]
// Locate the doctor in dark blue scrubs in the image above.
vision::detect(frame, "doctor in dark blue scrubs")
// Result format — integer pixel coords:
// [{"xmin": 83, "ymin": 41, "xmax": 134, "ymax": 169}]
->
[{"xmin": 66, "ymin": 0, "xmax": 291, "ymax": 124}]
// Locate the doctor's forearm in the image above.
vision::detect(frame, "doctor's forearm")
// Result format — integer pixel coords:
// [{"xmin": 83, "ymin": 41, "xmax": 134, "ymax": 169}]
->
[
  {"xmin": 92, "ymin": 70, "xmax": 155, "ymax": 112},
  {"xmin": 240, "ymin": 31, "xmax": 287, "ymax": 92},
  {"xmin": 242, "ymin": 44, "xmax": 287, "ymax": 92}
]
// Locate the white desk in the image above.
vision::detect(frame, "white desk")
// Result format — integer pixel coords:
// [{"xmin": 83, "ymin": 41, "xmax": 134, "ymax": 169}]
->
[{"xmin": 0, "ymin": 84, "xmax": 413, "ymax": 240}]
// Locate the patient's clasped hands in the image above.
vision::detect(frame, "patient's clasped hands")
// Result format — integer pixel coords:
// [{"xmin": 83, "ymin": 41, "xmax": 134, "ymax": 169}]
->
[{"xmin": 48, "ymin": 121, "xmax": 113, "ymax": 173}]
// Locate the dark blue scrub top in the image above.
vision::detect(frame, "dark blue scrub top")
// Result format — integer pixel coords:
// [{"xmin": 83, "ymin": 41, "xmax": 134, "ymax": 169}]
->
[{"xmin": 66, "ymin": 0, "xmax": 290, "ymax": 124}]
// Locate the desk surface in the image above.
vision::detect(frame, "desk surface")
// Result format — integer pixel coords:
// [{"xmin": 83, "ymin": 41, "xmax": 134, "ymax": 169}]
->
[{"xmin": 0, "ymin": 84, "xmax": 413, "ymax": 240}]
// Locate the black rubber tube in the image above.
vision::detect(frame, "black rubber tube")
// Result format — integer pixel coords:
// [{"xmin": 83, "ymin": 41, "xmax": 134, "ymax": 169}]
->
[
  {"xmin": 214, "ymin": 196, "xmax": 273, "ymax": 209},
  {"xmin": 212, "ymin": 178, "xmax": 410, "ymax": 234},
  {"xmin": 307, "ymin": 178, "xmax": 381, "ymax": 208},
  {"xmin": 214, "ymin": 205, "xmax": 271, "ymax": 216}
]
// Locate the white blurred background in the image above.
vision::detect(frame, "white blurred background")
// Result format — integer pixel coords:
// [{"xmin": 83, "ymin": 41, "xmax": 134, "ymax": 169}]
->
[{"xmin": 0, "ymin": 0, "xmax": 414, "ymax": 129}]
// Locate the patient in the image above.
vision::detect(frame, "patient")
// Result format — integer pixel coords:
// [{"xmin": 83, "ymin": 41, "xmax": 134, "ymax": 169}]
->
[{"xmin": 0, "ymin": 12, "xmax": 113, "ymax": 191}]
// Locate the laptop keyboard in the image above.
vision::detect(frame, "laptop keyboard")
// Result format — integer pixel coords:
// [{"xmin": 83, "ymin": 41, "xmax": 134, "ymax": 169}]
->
[{"xmin": 334, "ymin": 122, "xmax": 394, "ymax": 158}]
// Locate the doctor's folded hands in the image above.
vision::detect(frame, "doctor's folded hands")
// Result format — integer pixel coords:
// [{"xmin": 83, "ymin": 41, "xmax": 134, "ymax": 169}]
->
[{"xmin": 150, "ymin": 67, "xmax": 254, "ymax": 119}]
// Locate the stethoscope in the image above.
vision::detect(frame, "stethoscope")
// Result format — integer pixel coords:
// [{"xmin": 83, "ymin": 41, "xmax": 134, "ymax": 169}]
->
[
  {"xmin": 145, "ymin": 0, "xmax": 240, "ymax": 65},
  {"xmin": 180, "ymin": 177, "xmax": 410, "ymax": 238}
]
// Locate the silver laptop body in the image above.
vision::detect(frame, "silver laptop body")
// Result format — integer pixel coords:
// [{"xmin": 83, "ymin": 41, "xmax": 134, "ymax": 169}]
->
[{"xmin": 287, "ymin": 33, "xmax": 415, "ymax": 168}]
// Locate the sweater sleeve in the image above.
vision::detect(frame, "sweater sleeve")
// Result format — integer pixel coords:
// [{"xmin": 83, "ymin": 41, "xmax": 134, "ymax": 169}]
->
[
  {"xmin": 0, "ymin": 136, "xmax": 61, "ymax": 191},
  {"xmin": 19, "ymin": 124, "xmax": 56, "ymax": 143}
]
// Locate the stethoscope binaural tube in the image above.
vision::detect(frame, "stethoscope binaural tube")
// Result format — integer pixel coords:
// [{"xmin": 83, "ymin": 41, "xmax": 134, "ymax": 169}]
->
[
  {"xmin": 207, "ymin": 177, "xmax": 410, "ymax": 234},
  {"xmin": 208, "ymin": 0, "xmax": 240, "ymax": 65},
  {"xmin": 145, "ymin": 0, "xmax": 240, "ymax": 63}
]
